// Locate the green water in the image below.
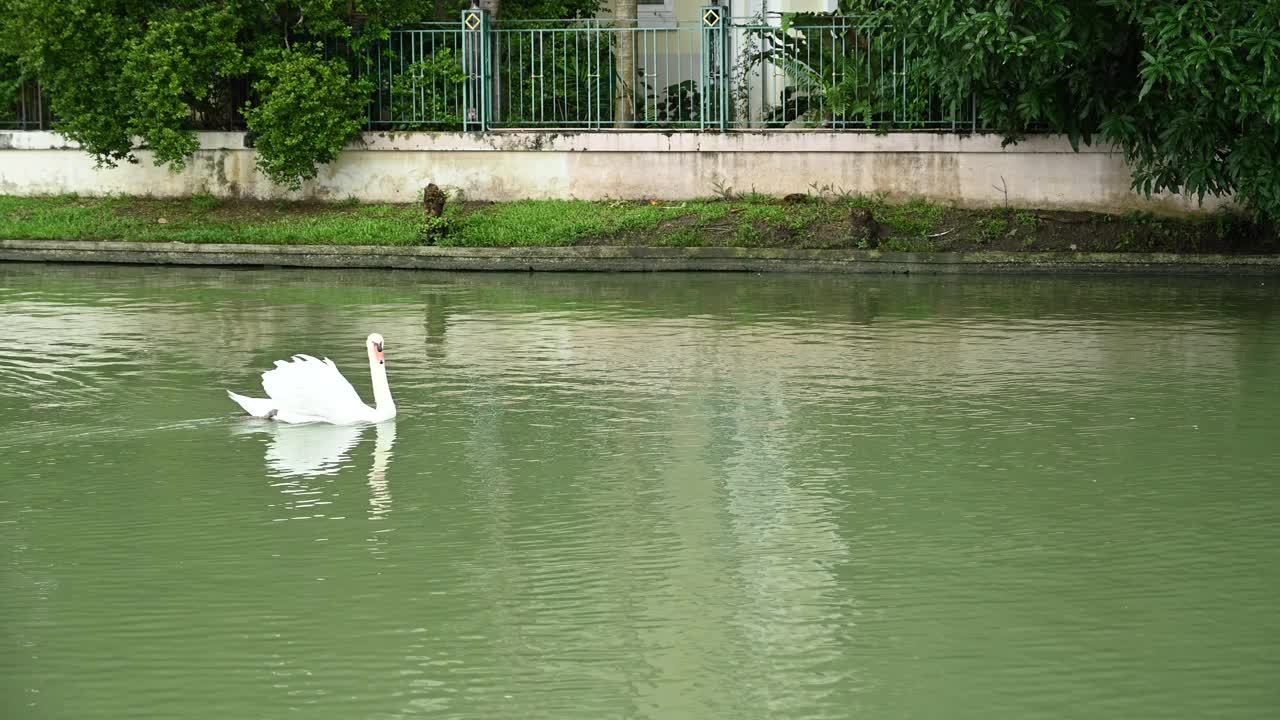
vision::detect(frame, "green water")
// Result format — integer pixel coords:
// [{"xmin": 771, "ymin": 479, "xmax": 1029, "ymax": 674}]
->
[{"xmin": 2, "ymin": 264, "xmax": 1278, "ymax": 720}]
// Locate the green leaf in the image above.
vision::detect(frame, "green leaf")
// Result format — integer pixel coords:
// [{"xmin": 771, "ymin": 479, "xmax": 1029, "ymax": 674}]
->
[{"xmin": 1138, "ymin": 76, "xmax": 1156, "ymax": 100}]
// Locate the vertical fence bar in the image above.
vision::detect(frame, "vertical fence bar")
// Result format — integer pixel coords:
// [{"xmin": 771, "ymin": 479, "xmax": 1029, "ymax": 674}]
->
[
  {"xmin": 700, "ymin": 7, "xmax": 727, "ymax": 132},
  {"xmin": 717, "ymin": 12, "xmax": 729, "ymax": 131},
  {"xmin": 586, "ymin": 22, "xmax": 595, "ymax": 129},
  {"xmin": 483, "ymin": 17, "xmax": 494, "ymax": 128},
  {"xmin": 462, "ymin": 9, "xmax": 490, "ymax": 131}
]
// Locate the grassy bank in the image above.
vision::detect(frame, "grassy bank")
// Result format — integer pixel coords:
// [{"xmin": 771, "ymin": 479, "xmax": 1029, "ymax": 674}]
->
[{"xmin": 1, "ymin": 194, "xmax": 1274, "ymax": 254}]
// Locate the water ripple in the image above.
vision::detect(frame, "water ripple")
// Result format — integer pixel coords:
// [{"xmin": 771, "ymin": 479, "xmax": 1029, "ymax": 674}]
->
[{"xmin": 2, "ymin": 265, "xmax": 1279, "ymax": 720}]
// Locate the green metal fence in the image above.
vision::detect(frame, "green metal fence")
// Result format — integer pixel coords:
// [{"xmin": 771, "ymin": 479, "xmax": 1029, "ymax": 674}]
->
[
  {"xmin": 490, "ymin": 19, "xmax": 706, "ymax": 129},
  {"xmin": 727, "ymin": 14, "xmax": 977, "ymax": 130},
  {"xmin": 432, "ymin": 10, "xmax": 973, "ymax": 132},
  {"xmin": 459, "ymin": 11, "xmax": 730, "ymax": 131},
  {"xmin": 364, "ymin": 24, "xmax": 468, "ymax": 130},
  {"xmin": 1, "ymin": 79, "xmax": 49, "ymax": 130},
  {"xmin": 2, "ymin": 13, "xmax": 978, "ymax": 135}
]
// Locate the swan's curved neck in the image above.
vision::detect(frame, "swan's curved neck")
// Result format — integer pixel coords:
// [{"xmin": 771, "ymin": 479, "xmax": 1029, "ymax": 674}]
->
[{"xmin": 368, "ymin": 354, "xmax": 395, "ymax": 417}]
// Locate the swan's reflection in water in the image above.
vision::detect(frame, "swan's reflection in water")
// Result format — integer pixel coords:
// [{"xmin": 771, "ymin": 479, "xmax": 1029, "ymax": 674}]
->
[
  {"xmin": 261, "ymin": 423, "xmax": 364, "ymax": 478},
  {"xmin": 365, "ymin": 421, "xmax": 395, "ymax": 521},
  {"xmin": 233, "ymin": 421, "xmax": 396, "ymax": 520}
]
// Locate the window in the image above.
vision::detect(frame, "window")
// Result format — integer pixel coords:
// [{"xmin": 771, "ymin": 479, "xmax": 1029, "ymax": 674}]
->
[{"xmin": 638, "ymin": 0, "xmax": 677, "ymax": 29}]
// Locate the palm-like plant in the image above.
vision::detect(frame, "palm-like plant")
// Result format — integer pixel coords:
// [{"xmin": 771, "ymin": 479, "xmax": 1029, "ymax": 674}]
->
[{"xmin": 747, "ymin": 13, "xmax": 896, "ymax": 128}]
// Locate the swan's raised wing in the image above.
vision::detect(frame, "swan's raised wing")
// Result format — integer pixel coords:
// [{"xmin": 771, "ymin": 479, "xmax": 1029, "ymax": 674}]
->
[{"xmin": 260, "ymin": 355, "xmax": 368, "ymax": 423}]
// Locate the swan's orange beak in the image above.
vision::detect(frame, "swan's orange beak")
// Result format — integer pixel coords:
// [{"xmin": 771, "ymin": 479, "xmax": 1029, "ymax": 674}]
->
[{"xmin": 374, "ymin": 341, "xmax": 385, "ymax": 365}]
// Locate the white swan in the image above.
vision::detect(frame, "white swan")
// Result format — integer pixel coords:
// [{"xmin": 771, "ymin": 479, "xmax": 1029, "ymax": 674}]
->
[{"xmin": 227, "ymin": 333, "xmax": 396, "ymax": 424}]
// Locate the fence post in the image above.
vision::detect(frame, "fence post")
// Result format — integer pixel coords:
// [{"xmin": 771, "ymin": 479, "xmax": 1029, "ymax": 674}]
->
[
  {"xmin": 462, "ymin": 9, "xmax": 491, "ymax": 132},
  {"xmin": 700, "ymin": 6, "xmax": 729, "ymax": 132}
]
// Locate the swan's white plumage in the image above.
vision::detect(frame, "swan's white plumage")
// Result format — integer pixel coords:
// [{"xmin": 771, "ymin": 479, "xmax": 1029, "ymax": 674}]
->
[
  {"xmin": 227, "ymin": 335, "xmax": 396, "ymax": 425},
  {"xmin": 260, "ymin": 355, "xmax": 367, "ymax": 423},
  {"xmin": 227, "ymin": 391, "xmax": 276, "ymax": 419}
]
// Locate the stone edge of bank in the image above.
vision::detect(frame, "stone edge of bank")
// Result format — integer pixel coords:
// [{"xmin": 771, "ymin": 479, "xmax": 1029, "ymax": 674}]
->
[{"xmin": 3, "ymin": 239, "xmax": 1279, "ymax": 275}]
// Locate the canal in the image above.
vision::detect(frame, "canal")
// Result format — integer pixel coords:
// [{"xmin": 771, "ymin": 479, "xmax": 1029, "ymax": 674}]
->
[{"xmin": 2, "ymin": 264, "xmax": 1278, "ymax": 719}]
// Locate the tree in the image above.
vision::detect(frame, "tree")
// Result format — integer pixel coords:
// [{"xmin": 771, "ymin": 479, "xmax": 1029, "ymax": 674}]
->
[
  {"xmin": 1, "ymin": 1, "xmax": 439, "ymax": 187},
  {"xmin": 2, "ymin": 0, "xmax": 606, "ymax": 182},
  {"xmin": 848, "ymin": 0, "xmax": 1280, "ymax": 222},
  {"xmin": 243, "ymin": 48, "xmax": 371, "ymax": 189},
  {"xmin": 478, "ymin": 0, "xmax": 501, "ymax": 123},
  {"xmin": 614, "ymin": 0, "xmax": 636, "ymax": 126}
]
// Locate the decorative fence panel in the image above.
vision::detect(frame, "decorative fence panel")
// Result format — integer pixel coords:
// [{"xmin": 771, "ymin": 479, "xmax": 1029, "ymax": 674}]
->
[
  {"xmin": 3, "ymin": 13, "xmax": 979, "ymax": 135},
  {"xmin": 364, "ymin": 25, "xmax": 468, "ymax": 130}
]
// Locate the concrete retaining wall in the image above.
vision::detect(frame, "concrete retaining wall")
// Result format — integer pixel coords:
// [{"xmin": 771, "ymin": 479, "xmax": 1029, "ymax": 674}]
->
[
  {"xmin": 5, "ymin": 240, "xmax": 1275, "ymax": 275},
  {"xmin": 0, "ymin": 131, "xmax": 1228, "ymax": 215}
]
